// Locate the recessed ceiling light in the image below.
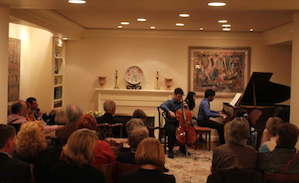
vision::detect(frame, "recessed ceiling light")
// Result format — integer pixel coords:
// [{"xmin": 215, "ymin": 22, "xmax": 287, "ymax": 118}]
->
[
  {"xmin": 208, "ymin": 2, "xmax": 226, "ymax": 6},
  {"xmin": 218, "ymin": 20, "xmax": 228, "ymax": 23},
  {"xmin": 179, "ymin": 14, "xmax": 189, "ymax": 18},
  {"xmin": 176, "ymin": 23, "xmax": 184, "ymax": 26},
  {"xmin": 222, "ymin": 24, "xmax": 231, "ymax": 27},
  {"xmin": 120, "ymin": 21, "xmax": 130, "ymax": 25},
  {"xmin": 62, "ymin": 38, "xmax": 68, "ymax": 40},
  {"xmin": 68, "ymin": 0, "xmax": 86, "ymax": 4},
  {"xmin": 200, "ymin": 27, "xmax": 203, "ymax": 31},
  {"xmin": 118, "ymin": 26, "xmax": 122, "ymax": 29},
  {"xmin": 150, "ymin": 26, "xmax": 155, "ymax": 29},
  {"xmin": 223, "ymin": 28, "xmax": 231, "ymax": 31},
  {"xmin": 137, "ymin": 18, "xmax": 146, "ymax": 22},
  {"xmin": 250, "ymin": 28, "xmax": 254, "ymax": 32}
]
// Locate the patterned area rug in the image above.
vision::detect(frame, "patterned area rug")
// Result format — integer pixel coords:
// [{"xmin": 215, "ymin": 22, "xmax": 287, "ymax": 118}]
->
[{"xmin": 164, "ymin": 149, "xmax": 212, "ymax": 183}]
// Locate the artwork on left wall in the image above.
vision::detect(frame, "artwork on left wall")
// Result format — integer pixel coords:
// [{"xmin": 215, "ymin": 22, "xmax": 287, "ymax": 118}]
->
[{"xmin": 8, "ymin": 38, "xmax": 21, "ymax": 102}]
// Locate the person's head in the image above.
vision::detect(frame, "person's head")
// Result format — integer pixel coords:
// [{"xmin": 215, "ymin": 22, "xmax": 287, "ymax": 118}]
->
[
  {"xmin": 54, "ymin": 107, "xmax": 69, "ymax": 125},
  {"xmin": 274, "ymin": 106, "xmax": 290, "ymax": 123},
  {"xmin": 103, "ymin": 100, "xmax": 116, "ymax": 114},
  {"xmin": 204, "ymin": 89, "xmax": 216, "ymax": 101},
  {"xmin": 76, "ymin": 114, "xmax": 97, "ymax": 131},
  {"xmin": 128, "ymin": 126, "xmax": 149, "ymax": 149},
  {"xmin": 228, "ymin": 117, "xmax": 250, "ymax": 146},
  {"xmin": 66, "ymin": 103, "xmax": 83, "ymax": 122},
  {"xmin": 135, "ymin": 137, "xmax": 165, "ymax": 167},
  {"xmin": 0, "ymin": 124, "xmax": 16, "ymax": 155},
  {"xmin": 235, "ymin": 109, "xmax": 252, "ymax": 127},
  {"xmin": 132, "ymin": 109, "xmax": 147, "ymax": 122},
  {"xmin": 125, "ymin": 118, "xmax": 145, "ymax": 135},
  {"xmin": 265, "ymin": 117, "xmax": 283, "ymax": 137},
  {"xmin": 26, "ymin": 97, "xmax": 38, "ymax": 110},
  {"xmin": 63, "ymin": 129, "xmax": 98, "ymax": 167},
  {"xmin": 11, "ymin": 100, "xmax": 27, "ymax": 117},
  {"xmin": 185, "ymin": 91, "xmax": 196, "ymax": 110},
  {"xmin": 276, "ymin": 123, "xmax": 299, "ymax": 148},
  {"xmin": 174, "ymin": 88, "xmax": 184, "ymax": 102},
  {"xmin": 15, "ymin": 121, "xmax": 47, "ymax": 157}
]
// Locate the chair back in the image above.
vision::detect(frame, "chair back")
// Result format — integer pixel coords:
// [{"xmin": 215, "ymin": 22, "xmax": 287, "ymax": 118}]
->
[
  {"xmin": 97, "ymin": 123, "xmax": 123, "ymax": 140},
  {"xmin": 157, "ymin": 107, "xmax": 167, "ymax": 143},
  {"xmin": 117, "ymin": 162, "xmax": 141, "ymax": 181},
  {"xmin": 263, "ymin": 172, "xmax": 299, "ymax": 183},
  {"xmin": 93, "ymin": 163, "xmax": 113, "ymax": 183},
  {"xmin": 207, "ymin": 169, "xmax": 263, "ymax": 183},
  {"xmin": 249, "ymin": 109, "xmax": 263, "ymax": 127}
]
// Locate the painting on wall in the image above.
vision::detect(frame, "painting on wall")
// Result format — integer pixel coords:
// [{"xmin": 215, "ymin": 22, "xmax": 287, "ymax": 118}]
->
[
  {"xmin": 189, "ymin": 47, "xmax": 250, "ymax": 95},
  {"xmin": 8, "ymin": 38, "xmax": 21, "ymax": 102}
]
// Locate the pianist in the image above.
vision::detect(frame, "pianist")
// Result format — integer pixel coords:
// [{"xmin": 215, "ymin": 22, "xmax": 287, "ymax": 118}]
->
[{"xmin": 197, "ymin": 89, "xmax": 227, "ymax": 145}]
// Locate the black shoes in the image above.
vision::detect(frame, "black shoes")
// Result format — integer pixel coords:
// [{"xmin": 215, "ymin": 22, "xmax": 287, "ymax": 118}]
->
[
  {"xmin": 179, "ymin": 146, "xmax": 191, "ymax": 155},
  {"xmin": 168, "ymin": 151, "xmax": 174, "ymax": 158}
]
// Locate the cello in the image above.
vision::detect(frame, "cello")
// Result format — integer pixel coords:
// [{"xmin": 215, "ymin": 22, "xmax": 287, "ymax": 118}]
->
[{"xmin": 175, "ymin": 100, "xmax": 197, "ymax": 147}]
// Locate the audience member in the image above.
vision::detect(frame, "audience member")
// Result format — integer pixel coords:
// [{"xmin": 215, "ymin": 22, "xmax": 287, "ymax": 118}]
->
[
  {"xmin": 14, "ymin": 121, "xmax": 59, "ymax": 183},
  {"xmin": 26, "ymin": 97, "xmax": 52, "ymax": 122},
  {"xmin": 7, "ymin": 100, "xmax": 28, "ymax": 132},
  {"xmin": 74, "ymin": 113, "xmax": 116, "ymax": 182},
  {"xmin": 212, "ymin": 117, "xmax": 258, "ymax": 172},
  {"xmin": 120, "ymin": 137, "xmax": 175, "ymax": 183},
  {"xmin": 258, "ymin": 123, "xmax": 299, "ymax": 173},
  {"xmin": 259, "ymin": 117, "xmax": 283, "ymax": 153},
  {"xmin": 0, "ymin": 124, "xmax": 31, "ymax": 183},
  {"xmin": 48, "ymin": 107, "xmax": 68, "ymax": 125},
  {"xmin": 132, "ymin": 109, "xmax": 147, "ymax": 122},
  {"xmin": 55, "ymin": 103, "xmax": 83, "ymax": 153},
  {"xmin": 50, "ymin": 129, "xmax": 106, "ymax": 183},
  {"xmin": 97, "ymin": 99, "xmax": 126, "ymax": 137},
  {"xmin": 117, "ymin": 126, "xmax": 149, "ymax": 164}
]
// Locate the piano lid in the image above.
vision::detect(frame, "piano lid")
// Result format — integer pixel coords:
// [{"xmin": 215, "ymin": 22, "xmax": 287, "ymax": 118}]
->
[{"xmin": 239, "ymin": 72, "xmax": 290, "ymax": 106}]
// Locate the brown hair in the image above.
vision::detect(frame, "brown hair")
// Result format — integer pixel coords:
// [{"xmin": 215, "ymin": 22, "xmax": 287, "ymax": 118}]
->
[
  {"xmin": 132, "ymin": 109, "xmax": 147, "ymax": 122},
  {"xmin": 76, "ymin": 114, "xmax": 97, "ymax": 130},
  {"xmin": 135, "ymin": 137, "xmax": 165, "ymax": 167},
  {"xmin": 128, "ymin": 126, "xmax": 149, "ymax": 148},
  {"xmin": 0, "ymin": 124, "xmax": 16, "ymax": 149},
  {"xmin": 15, "ymin": 121, "xmax": 47, "ymax": 157},
  {"xmin": 125, "ymin": 118, "xmax": 144, "ymax": 135},
  {"xmin": 63, "ymin": 129, "xmax": 98, "ymax": 167},
  {"xmin": 266, "ymin": 117, "xmax": 283, "ymax": 137},
  {"xmin": 277, "ymin": 123, "xmax": 299, "ymax": 148},
  {"xmin": 228, "ymin": 117, "xmax": 250, "ymax": 146}
]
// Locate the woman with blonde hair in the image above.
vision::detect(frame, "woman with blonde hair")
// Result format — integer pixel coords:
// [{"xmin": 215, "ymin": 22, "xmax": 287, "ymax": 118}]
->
[
  {"xmin": 14, "ymin": 121, "xmax": 59, "ymax": 183},
  {"xmin": 120, "ymin": 137, "xmax": 175, "ymax": 183},
  {"xmin": 50, "ymin": 129, "xmax": 106, "ymax": 183}
]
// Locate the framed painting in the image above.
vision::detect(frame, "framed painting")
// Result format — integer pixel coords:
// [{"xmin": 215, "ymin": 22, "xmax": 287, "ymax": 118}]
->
[{"xmin": 188, "ymin": 46, "xmax": 250, "ymax": 96}]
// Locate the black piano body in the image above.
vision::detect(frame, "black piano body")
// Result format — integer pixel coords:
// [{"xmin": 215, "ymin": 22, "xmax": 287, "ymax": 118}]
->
[{"xmin": 223, "ymin": 72, "xmax": 290, "ymax": 131}]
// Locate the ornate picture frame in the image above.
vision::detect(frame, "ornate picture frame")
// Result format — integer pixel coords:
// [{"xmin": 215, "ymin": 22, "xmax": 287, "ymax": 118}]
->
[{"xmin": 188, "ymin": 46, "xmax": 251, "ymax": 97}]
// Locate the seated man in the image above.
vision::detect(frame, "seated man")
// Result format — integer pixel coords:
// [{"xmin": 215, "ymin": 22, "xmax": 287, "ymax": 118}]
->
[
  {"xmin": 7, "ymin": 100, "xmax": 28, "ymax": 133},
  {"xmin": 0, "ymin": 124, "xmax": 31, "ymax": 183},
  {"xmin": 26, "ymin": 97, "xmax": 52, "ymax": 122},
  {"xmin": 117, "ymin": 126, "xmax": 149, "ymax": 164},
  {"xmin": 258, "ymin": 123, "xmax": 299, "ymax": 173},
  {"xmin": 197, "ymin": 89, "xmax": 227, "ymax": 145},
  {"xmin": 212, "ymin": 117, "xmax": 258, "ymax": 172},
  {"xmin": 96, "ymin": 99, "xmax": 126, "ymax": 138}
]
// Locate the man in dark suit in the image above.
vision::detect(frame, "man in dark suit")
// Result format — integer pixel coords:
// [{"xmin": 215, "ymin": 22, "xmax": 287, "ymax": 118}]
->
[
  {"xmin": 96, "ymin": 99, "xmax": 126, "ymax": 137},
  {"xmin": 0, "ymin": 124, "xmax": 32, "ymax": 183}
]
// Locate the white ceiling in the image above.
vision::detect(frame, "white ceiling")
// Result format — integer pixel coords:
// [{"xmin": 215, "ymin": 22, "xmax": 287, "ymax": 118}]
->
[{"xmin": 1, "ymin": 0, "xmax": 299, "ymax": 32}]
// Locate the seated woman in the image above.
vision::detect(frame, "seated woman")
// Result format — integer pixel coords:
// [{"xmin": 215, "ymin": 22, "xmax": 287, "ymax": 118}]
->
[
  {"xmin": 258, "ymin": 123, "xmax": 299, "ymax": 173},
  {"xmin": 48, "ymin": 107, "xmax": 69, "ymax": 125},
  {"xmin": 120, "ymin": 137, "xmax": 175, "ymax": 183},
  {"xmin": 259, "ymin": 117, "xmax": 283, "ymax": 153},
  {"xmin": 212, "ymin": 117, "xmax": 258, "ymax": 172},
  {"xmin": 14, "ymin": 121, "xmax": 59, "ymax": 183},
  {"xmin": 184, "ymin": 92, "xmax": 197, "ymax": 125},
  {"xmin": 117, "ymin": 126, "xmax": 149, "ymax": 164},
  {"xmin": 50, "ymin": 129, "xmax": 106, "ymax": 183}
]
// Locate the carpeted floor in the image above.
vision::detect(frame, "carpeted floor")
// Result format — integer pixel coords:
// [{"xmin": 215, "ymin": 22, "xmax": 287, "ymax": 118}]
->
[{"xmin": 164, "ymin": 149, "xmax": 212, "ymax": 183}]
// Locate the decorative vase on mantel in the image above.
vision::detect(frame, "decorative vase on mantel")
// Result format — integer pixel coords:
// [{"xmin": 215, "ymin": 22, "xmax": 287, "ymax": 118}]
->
[
  {"xmin": 97, "ymin": 76, "xmax": 107, "ymax": 88},
  {"xmin": 164, "ymin": 78, "xmax": 173, "ymax": 90}
]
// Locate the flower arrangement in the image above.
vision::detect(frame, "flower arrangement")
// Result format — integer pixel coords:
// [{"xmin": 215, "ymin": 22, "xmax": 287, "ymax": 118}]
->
[{"xmin": 87, "ymin": 110, "xmax": 102, "ymax": 118}]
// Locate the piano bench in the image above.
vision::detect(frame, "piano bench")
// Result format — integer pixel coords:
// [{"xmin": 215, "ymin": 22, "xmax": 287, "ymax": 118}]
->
[{"xmin": 193, "ymin": 125, "xmax": 211, "ymax": 151}]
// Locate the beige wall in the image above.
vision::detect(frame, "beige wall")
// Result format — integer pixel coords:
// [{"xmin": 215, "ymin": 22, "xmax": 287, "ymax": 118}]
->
[
  {"xmin": 65, "ymin": 30, "xmax": 292, "ymax": 113},
  {"xmin": 8, "ymin": 23, "xmax": 53, "ymax": 113}
]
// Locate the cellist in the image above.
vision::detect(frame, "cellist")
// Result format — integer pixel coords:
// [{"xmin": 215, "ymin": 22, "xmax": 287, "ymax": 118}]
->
[{"xmin": 160, "ymin": 88, "xmax": 191, "ymax": 158}]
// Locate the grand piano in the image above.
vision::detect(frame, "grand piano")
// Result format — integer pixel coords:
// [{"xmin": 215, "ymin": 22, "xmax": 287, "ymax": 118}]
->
[{"xmin": 223, "ymin": 72, "xmax": 290, "ymax": 131}]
